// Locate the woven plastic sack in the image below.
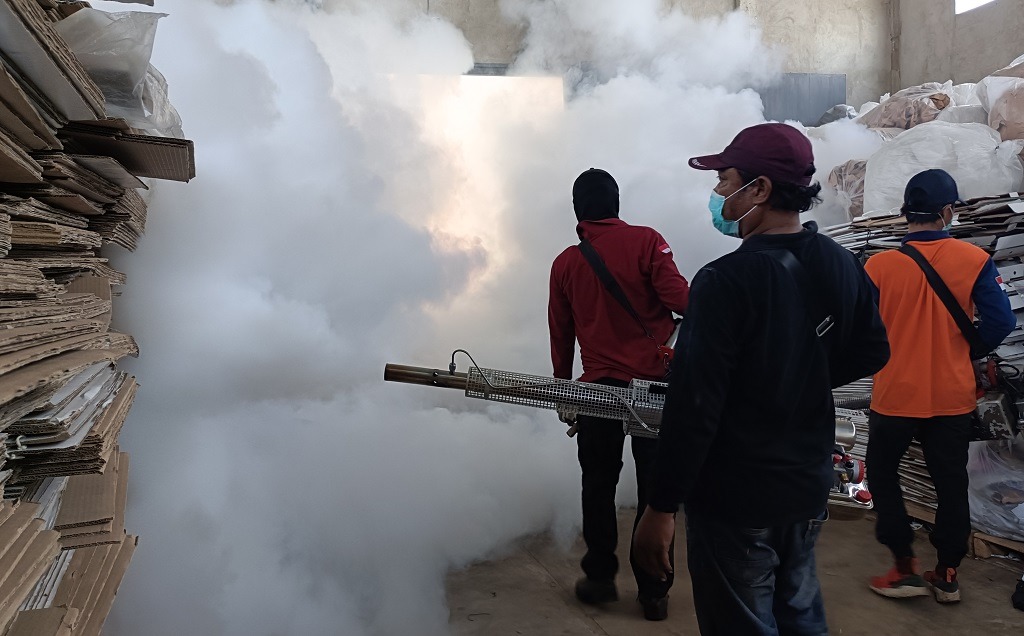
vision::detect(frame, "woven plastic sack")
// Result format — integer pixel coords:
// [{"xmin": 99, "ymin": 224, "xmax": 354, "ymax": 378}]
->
[
  {"xmin": 991, "ymin": 52, "xmax": 1024, "ymax": 79},
  {"xmin": 990, "ymin": 86, "xmax": 1024, "ymax": 141},
  {"xmin": 976, "ymin": 54, "xmax": 1024, "ymax": 111},
  {"xmin": 967, "ymin": 439, "xmax": 1024, "ymax": 542},
  {"xmin": 863, "ymin": 121, "xmax": 1024, "ymax": 215},
  {"xmin": 855, "ymin": 83, "xmax": 951, "ymax": 130},
  {"xmin": 827, "ymin": 159, "xmax": 866, "ymax": 220}
]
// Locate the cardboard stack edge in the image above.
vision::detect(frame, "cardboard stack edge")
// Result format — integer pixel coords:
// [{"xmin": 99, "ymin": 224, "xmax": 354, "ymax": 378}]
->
[{"xmin": 0, "ymin": 1, "xmax": 194, "ymax": 633}]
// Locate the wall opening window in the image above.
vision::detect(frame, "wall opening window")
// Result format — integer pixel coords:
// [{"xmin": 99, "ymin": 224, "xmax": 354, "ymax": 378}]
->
[{"xmin": 956, "ymin": 0, "xmax": 997, "ymax": 13}]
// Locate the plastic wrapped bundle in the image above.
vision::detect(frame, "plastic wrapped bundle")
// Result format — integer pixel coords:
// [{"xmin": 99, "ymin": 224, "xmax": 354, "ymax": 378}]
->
[
  {"xmin": 55, "ymin": 8, "xmax": 182, "ymax": 137},
  {"xmin": 990, "ymin": 86, "xmax": 1024, "ymax": 141},
  {"xmin": 863, "ymin": 121, "xmax": 1024, "ymax": 215},
  {"xmin": 967, "ymin": 439, "xmax": 1024, "ymax": 542},
  {"xmin": 871, "ymin": 127, "xmax": 905, "ymax": 142},
  {"xmin": 816, "ymin": 104, "xmax": 857, "ymax": 126},
  {"xmin": 936, "ymin": 105, "xmax": 989, "ymax": 125},
  {"xmin": 856, "ymin": 83, "xmax": 951, "ymax": 130},
  {"xmin": 949, "ymin": 82, "xmax": 982, "ymax": 106},
  {"xmin": 827, "ymin": 159, "xmax": 866, "ymax": 220}
]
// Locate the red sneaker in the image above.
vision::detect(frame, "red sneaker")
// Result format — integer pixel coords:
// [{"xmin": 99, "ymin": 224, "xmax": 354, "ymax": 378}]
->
[
  {"xmin": 923, "ymin": 567, "xmax": 961, "ymax": 603},
  {"xmin": 869, "ymin": 558, "xmax": 929, "ymax": 599}
]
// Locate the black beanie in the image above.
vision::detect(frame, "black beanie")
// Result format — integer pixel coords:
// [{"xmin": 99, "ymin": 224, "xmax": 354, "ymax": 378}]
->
[{"xmin": 572, "ymin": 168, "xmax": 619, "ymax": 221}]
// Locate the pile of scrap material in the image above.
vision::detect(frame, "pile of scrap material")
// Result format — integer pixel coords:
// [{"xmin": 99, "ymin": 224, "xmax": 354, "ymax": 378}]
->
[
  {"xmin": 0, "ymin": 1, "xmax": 192, "ymax": 633},
  {"xmin": 826, "ymin": 192, "xmax": 1024, "ymax": 366},
  {"xmin": 817, "ymin": 54, "xmax": 1024, "ymax": 223},
  {"xmin": 824, "ymin": 196, "xmax": 1024, "ymax": 542}
]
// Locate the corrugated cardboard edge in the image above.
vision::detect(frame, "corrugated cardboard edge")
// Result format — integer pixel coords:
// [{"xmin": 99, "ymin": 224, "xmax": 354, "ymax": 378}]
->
[
  {"xmin": 0, "ymin": 345, "xmax": 130, "ymax": 405},
  {"xmin": 0, "ymin": 518, "xmax": 61, "ymax": 631},
  {"xmin": 62, "ymin": 275, "xmax": 109, "ymax": 328},
  {"xmin": 53, "ymin": 452, "xmax": 119, "ymax": 530},
  {"xmin": 57, "ymin": 454, "xmax": 128, "ymax": 550},
  {"xmin": 0, "ymin": 332, "xmax": 107, "ymax": 377},
  {"xmin": 6, "ymin": 606, "xmax": 80, "ymax": 636},
  {"xmin": 49, "ymin": 534, "xmax": 136, "ymax": 634},
  {"xmin": 0, "ymin": 59, "xmax": 60, "ymax": 148},
  {"xmin": 59, "ymin": 126, "xmax": 195, "ymax": 182},
  {"xmin": 78, "ymin": 535, "xmax": 136, "ymax": 636}
]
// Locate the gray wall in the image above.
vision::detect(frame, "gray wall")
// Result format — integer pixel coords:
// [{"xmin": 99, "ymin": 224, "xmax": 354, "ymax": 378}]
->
[
  {"xmin": 739, "ymin": 0, "xmax": 892, "ymax": 107},
  {"xmin": 421, "ymin": 0, "xmax": 893, "ymax": 107},
  {"xmin": 900, "ymin": 0, "xmax": 1024, "ymax": 86}
]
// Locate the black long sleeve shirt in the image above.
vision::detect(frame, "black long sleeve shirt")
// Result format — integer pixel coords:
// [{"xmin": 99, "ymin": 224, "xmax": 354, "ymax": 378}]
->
[{"xmin": 648, "ymin": 222, "xmax": 890, "ymax": 526}]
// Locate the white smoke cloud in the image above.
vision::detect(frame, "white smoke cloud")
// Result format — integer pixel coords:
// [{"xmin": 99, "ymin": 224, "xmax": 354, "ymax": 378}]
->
[{"xmin": 79, "ymin": 0, "xmax": 876, "ymax": 633}]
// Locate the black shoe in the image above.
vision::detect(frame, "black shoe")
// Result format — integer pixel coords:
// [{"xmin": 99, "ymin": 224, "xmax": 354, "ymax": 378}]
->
[
  {"xmin": 639, "ymin": 594, "xmax": 668, "ymax": 621},
  {"xmin": 574, "ymin": 577, "xmax": 617, "ymax": 604},
  {"xmin": 1012, "ymin": 579, "xmax": 1024, "ymax": 611}
]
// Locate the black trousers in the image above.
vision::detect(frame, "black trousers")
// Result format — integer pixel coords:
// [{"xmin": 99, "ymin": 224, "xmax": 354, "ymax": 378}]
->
[
  {"xmin": 576, "ymin": 378, "xmax": 674, "ymax": 598},
  {"xmin": 866, "ymin": 410, "xmax": 972, "ymax": 569}
]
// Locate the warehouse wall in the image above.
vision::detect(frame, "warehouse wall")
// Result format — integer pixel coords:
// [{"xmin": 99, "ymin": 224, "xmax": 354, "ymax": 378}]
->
[
  {"xmin": 419, "ymin": 0, "xmax": 893, "ymax": 107},
  {"xmin": 738, "ymin": 0, "xmax": 892, "ymax": 107},
  {"xmin": 900, "ymin": 0, "xmax": 1024, "ymax": 86}
]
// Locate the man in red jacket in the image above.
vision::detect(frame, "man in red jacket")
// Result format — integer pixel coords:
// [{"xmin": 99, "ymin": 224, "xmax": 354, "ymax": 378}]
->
[{"xmin": 548, "ymin": 168, "xmax": 690, "ymax": 621}]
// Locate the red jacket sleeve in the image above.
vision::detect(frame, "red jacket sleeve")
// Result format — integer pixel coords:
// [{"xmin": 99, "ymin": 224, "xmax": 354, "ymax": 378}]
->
[
  {"xmin": 548, "ymin": 257, "xmax": 576, "ymax": 379},
  {"xmin": 649, "ymin": 233, "xmax": 690, "ymax": 314}
]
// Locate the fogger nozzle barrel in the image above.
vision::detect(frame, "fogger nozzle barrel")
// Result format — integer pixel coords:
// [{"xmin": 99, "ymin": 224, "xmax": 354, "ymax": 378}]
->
[{"xmin": 383, "ymin": 364, "xmax": 468, "ymax": 390}]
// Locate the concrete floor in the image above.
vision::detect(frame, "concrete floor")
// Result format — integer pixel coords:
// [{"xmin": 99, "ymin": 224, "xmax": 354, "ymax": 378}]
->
[{"xmin": 447, "ymin": 509, "xmax": 1024, "ymax": 635}]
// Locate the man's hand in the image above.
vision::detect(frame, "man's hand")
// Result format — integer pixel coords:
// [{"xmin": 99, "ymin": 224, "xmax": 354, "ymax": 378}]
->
[
  {"xmin": 556, "ymin": 406, "xmax": 578, "ymax": 437},
  {"xmin": 632, "ymin": 508, "xmax": 675, "ymax": 581}
]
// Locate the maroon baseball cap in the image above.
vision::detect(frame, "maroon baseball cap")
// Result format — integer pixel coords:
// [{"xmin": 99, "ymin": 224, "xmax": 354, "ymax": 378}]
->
[{"xmin": 688, "ymin": 123, "xmax": 816, "ymax": 186}]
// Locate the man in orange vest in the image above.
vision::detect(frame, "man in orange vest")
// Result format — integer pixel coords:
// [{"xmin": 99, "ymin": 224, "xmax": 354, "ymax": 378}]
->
[{"xmin": 865, "ymin": 169, "xmax": 1015, "ymax": 603}]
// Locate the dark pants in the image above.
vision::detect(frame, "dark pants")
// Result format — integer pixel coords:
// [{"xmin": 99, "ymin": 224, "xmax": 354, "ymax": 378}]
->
[
  {"xmin": 866, "ymin": 410, "xmax": 972, "ymax": 569},
  {"xmin": 685, "ymin": 508, "xmax": 829, "ymax": 636},
  {"xmin": 576, "ymin": 384, "xmax": 674, "ymax": 599}
]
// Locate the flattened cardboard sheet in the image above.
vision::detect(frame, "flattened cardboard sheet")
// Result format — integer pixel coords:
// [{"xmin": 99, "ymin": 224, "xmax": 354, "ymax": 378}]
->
[
  {"xmin": 69, "ymin": 155, "xmax": 146, "ymax": 190},
  {"xmin": 59, "ymin": 124, "xmax": 194, "ymax": 182},
  {"xmin": 19, "ymin": 548, "xmax": 72, "ymax": 610},
  {"xmin": 0, "ymin": 349, "xmax": 126, "ymax": 407},
  {"xmin": 6, "ymin": 607, "xmax": 79, "ymax": 636},
  {"xmin": 0, "ymin": 185, "xmax": 102, "ymax": 216},
  {"xmin": 79, "ymin": 535, "xmax": 136, "ymax": 636},
  {"xmin": 0, "ymin": 331, "xmax": 110, "ymax": 378},
  {"xmin": 0, "ymin": 0, "xmax": 103, "ymax": 121},
  {"xmin": 0, "ymin": 127, "xmax": 42, "ymax": 183},
  {"xmin": 54, "ymin": 451, "xmax": 122, "ymax": 530},
  {"xmin": 0, "ymin": 59, "xmax": 60, "ymax": 149},
  {"xmin": 64, "ymin": 275, "xmax": 110, "ymax": 327}
]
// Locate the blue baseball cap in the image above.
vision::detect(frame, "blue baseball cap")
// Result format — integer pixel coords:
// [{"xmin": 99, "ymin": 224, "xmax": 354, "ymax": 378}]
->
[{"xmin": 902, "ymin": 169, "xmax": 964, "ymax": 216}]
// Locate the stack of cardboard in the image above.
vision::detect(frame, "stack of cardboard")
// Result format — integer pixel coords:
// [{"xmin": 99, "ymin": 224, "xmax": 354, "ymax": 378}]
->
[
  {"xmin": 52, "ymin": 450, "xmax": 127, "ymax": 550},
  {"xmin": 0, "ymin": 501, "xmax": 61, "ymax": 633},
  {"xmin": 13, "ymin": 534, "xmax": 137, "ymax": 636},
  {"xmin": 0, "ymin": 1, "xmax": 194, "ymax": 631}
]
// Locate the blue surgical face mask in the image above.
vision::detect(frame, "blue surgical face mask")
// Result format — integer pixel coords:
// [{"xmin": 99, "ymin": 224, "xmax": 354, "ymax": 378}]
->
[
  {"xmin": 709, "ymin": 179, "xmax": 759, "ymax": 238},
  {"xmin": 942, "ymin": 208, "xmax": 958, "ymax": 231}
]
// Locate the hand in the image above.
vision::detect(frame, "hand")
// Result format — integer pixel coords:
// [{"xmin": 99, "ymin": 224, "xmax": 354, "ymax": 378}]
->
[
  {"xmin": 632, "ymin": 507, "xmax": 675, "ymax": 581},
  {"xmin": 556, "ymin": 406, "xmax": 576, "ymax": 426}
]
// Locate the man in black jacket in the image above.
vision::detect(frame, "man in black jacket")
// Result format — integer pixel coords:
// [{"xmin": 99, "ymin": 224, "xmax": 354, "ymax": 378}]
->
[{"xmin": 633, "ymin": 123, "xmax": 890, "ymax": 635}]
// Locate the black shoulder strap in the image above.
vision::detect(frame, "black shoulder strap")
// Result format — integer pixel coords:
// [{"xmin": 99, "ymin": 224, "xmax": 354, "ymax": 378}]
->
[
  {"xmin": 578, "ymin": 238, "xmax": 654, "ymax": 341},
  {"xmin": 764, "ymin": 249, "xmax": 835, "ymax": 339},
  {"xmin": 898, "ymin": 243, "xmax": 988, "ymax": 356}
]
